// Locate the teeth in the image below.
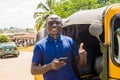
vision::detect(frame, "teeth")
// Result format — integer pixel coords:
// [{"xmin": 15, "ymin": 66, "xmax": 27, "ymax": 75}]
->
[{"xmin": 52, "ymin": 28, "xmax": 57, "ymax": 30}]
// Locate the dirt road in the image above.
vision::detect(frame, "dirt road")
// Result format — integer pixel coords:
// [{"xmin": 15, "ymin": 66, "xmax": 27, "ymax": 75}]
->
[{"xmin": 0, "ymin": 52, "xmax": 34, "ymax": 80}]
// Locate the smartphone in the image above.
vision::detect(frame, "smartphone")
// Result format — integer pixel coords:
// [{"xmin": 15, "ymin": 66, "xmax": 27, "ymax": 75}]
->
[{"xmin": 59, "ymin": 57, "xmax": 68, "ymax": 62}]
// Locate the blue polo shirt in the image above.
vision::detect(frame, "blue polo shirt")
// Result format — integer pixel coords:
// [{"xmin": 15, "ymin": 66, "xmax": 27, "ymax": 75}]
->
[{"xmin": 32, "ymin": 34, "xmax": 79, "ymax": 80}]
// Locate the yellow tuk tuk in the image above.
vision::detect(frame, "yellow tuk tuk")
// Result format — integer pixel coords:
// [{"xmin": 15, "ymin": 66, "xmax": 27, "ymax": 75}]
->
[{"xmin": 34, "ymin": 3, "xmax": 120, "ymax": 80}]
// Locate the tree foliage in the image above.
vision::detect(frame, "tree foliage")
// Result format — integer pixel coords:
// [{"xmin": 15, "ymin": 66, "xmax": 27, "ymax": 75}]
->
[
  {"xmin": 34, "ymin": 0, "xmax": 59, "ymax": 32},
  {"xmin": 34, "ymin": 0, "xmax": 120, "ymax": 31},
  {"xmin": 0, "ymin": 35, "xmax": 9, "ymax": 43},
  {"xmin": 54, "ymin": 0, "xmax": 120, "ymax": 18},
  {"xmin": 116, "ymin": 28, "xmax": 120, "ymax": 35}
]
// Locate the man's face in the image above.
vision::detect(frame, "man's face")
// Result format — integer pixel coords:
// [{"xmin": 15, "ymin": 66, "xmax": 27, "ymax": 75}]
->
[{"xmin": 46, "ymin": 15, "xmax": 62, "ymax": 35}]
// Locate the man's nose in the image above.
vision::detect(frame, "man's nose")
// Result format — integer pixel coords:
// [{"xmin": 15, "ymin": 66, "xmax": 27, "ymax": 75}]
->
[{"xmin": 53, "ymin": 23, "xmax": 57, "ymax": 27}]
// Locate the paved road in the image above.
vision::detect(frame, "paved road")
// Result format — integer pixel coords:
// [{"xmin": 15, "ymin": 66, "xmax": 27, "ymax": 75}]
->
[{"xmin": 0, "ymin": 52, "xmax": 34, "ymax": 80}]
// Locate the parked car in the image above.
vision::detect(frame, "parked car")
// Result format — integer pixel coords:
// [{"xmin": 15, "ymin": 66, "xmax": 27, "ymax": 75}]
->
[{"xmin": 0, "ymin": 42, "xmax": 19, "ymax": 59}]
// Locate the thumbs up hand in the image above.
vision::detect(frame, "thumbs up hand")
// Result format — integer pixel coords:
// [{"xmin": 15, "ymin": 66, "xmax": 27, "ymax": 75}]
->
[
  {"xmin": 79, "ymin": 43, "xmax": 84, "ymax": 51},
  {"xmin": 78, "ymin": 43, "xmax": 87, "ymax": 66}
]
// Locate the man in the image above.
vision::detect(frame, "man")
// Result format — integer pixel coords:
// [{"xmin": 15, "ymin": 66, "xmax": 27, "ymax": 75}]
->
[{"xmin": 31, "ymin": 14, "xmax": 87, "ymax": 80}]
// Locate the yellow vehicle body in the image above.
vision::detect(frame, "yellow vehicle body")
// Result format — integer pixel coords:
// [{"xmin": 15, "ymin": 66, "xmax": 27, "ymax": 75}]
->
[
  {"xmin": 34, "ymin": 3, "xmax": 120, "ymax": 80},
  {"xmin": 104, "ymin": 4, "xmax": 120, "ymax": 79}
]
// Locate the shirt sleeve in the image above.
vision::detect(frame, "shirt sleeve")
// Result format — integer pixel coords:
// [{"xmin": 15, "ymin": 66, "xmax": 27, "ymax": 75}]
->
[{"xmin": 32, "ymin": 44, "xmax": 43, "ymax": 64}]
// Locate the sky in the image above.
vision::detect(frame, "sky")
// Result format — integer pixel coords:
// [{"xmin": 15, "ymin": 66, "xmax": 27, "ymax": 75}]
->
[{"xmin": 0, "ymin": 0, "xmax": 44, "ymax": 29}]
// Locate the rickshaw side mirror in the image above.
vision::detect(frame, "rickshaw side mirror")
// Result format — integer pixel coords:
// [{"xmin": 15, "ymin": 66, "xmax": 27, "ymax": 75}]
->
[
  {"xmin": 89, "ymin": 22, "xmax": 107, "ymax": 47},
  {"xmin": 89, "ymin": 22, "xmax": 103, "ymax": 39}
]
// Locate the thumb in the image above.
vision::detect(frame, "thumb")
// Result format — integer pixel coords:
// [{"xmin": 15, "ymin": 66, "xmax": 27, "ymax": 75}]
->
[{"xmin": 79, "ymin": 43, "xmax": 84, "ymax": 51}]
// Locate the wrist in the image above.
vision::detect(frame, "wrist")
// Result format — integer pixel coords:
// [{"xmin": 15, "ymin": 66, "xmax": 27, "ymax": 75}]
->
[
  {"xmin": 47, "ymin": 63, "xmax": 53, "ymax": 70},
  {"xmin": 43, "ymin": 63, "xmax": 52, "ymax": 72}
]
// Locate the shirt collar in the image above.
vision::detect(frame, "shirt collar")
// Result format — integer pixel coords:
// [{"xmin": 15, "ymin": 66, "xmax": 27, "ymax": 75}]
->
[{"xmin": 47, "ymin": 34, "xmax": 62, "ymax": 42}]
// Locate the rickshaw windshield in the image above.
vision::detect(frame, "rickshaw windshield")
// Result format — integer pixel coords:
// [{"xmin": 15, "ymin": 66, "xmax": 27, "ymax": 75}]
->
[
  {"xmin": 115, "ymin": 27, "xmax": 120, "ymax": 63},
  {"xmin": 112, "ymin": 14, "xmax": 120, "ymax": 65}
]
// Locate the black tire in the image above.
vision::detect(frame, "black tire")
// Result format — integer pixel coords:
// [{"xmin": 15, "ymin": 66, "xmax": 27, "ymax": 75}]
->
[
  {"xmin": 14, "ymin": 52, "xmax": 20, "ymax": 57},
  {"xmin": 1, "ymin": 55, "xmax": 6, "ymax": 59},
  {"xmin": 14, "ymin": 54, "xmax": 18, "ymax": 57}
]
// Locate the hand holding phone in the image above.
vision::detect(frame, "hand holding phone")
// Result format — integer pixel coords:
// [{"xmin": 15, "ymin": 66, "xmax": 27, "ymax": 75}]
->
[{"xmin": 58, "ymin": 57, "xmax": 68, "ymax": 62}]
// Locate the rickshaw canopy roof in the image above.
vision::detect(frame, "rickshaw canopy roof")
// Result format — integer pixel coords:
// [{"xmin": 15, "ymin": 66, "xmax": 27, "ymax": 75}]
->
[{"xmin": 63, "ymin": 6, "xmax": 108, "ymax": 27}]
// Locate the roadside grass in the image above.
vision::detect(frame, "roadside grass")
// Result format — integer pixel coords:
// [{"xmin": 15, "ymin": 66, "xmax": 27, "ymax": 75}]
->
[{"xmin": 19, "ymin": 46, "xmax": 34, "ymax": 52}]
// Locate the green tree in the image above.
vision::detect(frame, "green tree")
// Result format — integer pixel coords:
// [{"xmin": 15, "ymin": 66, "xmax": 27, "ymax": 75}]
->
[
  {"xmin": 0, "ymin": 35, "xmax": 9, "ymax": 43},
  {"xmin": 34, "ymin": 0, "xmax": 59, "ymax": 32},
  {"xmin": 54, "ymin": 0, "xmax": 120, "ymax": 18},
  {"xmin": 34, "ymin": 0, "xmax": 120, "ymax": 31},
  {"xmin": 54, "ymin": 0, "xmax": 101, "ymax": 18},
  {"xmin": 97, "ymin": 0, "xmax": 120, "ymax": 7},
  {"xmin": 116, "ymin": 28, "xmax": 120, "ymax": 35}
]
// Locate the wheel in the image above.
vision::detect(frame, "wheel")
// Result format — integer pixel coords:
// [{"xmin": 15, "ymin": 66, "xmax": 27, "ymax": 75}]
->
[
  {"xmin": 1, "ymin": 55, "xmax": 6, "ymax": 59},
  {"xmin": 14, "ymin": 54, "xmax": 18, "ymax": 57}
]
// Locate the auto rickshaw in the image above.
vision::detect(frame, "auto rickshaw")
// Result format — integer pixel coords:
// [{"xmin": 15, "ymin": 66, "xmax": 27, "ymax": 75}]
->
[{"xmin": 34, "ymin": 3, "xmax": 120, "ymax": 80}]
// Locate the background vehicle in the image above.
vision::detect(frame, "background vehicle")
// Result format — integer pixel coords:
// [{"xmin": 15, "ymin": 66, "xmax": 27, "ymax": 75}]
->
[
  {"xmin": 35, "ymin": 3, "xmax": 120, "ymax": 80},
  {"xmin": 0, "ymin": 42, "xmax": 19, "ymax": 59}
]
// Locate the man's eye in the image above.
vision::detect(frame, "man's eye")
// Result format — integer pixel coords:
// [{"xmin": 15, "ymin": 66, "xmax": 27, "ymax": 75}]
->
[
  {"xmin": 56, "ymin": 22, "xmax": 61, "ymax": 25},
  {"xmin": 47, "ymin": 22, "xmax": 61, "ymax": 27},
  {"xmin": 48, "ymin": 22, "xmax": 53, "ymax": 26}
]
